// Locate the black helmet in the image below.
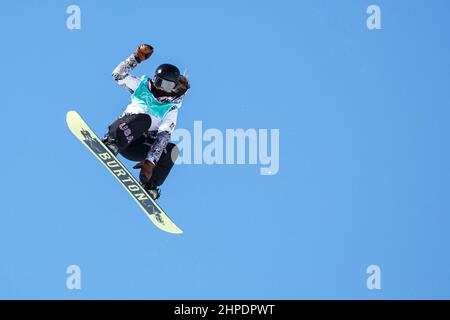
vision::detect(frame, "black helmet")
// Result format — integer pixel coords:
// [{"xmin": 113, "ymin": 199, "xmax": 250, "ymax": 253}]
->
[{"xmin": 154, "ymin": 64, "xmax": 180, "ymax": 91}]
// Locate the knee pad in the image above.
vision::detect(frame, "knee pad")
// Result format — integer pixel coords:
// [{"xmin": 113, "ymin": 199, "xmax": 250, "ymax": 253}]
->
[{"xmin": 167, "ymin": 143, "xmax": 179, "ymax": 164}]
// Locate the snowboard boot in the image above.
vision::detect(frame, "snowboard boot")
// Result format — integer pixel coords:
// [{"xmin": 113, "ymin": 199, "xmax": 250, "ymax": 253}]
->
[
  {"xmin": 102, "ymin": 133, "xmax": 119, "ymax": 156},
  {"xmin": 143, "ymin": 182, "xmax": 161, "ymax": 200}
]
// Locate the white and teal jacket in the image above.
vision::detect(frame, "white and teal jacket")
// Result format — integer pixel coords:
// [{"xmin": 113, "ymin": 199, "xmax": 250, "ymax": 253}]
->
[{"xmin": 112, "ymin": 54, "xmax": 184, "ymax": 163}]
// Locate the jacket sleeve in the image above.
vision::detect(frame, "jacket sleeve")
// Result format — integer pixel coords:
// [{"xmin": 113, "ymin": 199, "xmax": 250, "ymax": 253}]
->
[
  {"xmin": 112, "ymin": 54, "xmax": 141, "ymax": 93},
  {"xmin": 147, "ymin": 131, "xmax": 172, "ymax": 164},
  {"xmin": 147, "ymin": 106, "xmax": 180, "ymax": 164}
]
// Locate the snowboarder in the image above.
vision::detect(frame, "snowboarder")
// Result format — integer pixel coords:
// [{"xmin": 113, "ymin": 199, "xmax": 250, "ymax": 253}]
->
[{"xmin": 103, "ymin": 44, "xmax": 190, "ymax": 200}]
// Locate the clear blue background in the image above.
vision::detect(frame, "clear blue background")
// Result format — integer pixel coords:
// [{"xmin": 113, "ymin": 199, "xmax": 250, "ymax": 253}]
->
[{"xmin": 1, "ymin": 0, "xmax": 450, "ymax": 299}]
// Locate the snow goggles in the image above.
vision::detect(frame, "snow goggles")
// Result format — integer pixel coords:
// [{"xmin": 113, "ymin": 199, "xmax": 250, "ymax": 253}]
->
[{"xmin": 154, "ymin": 76, "xmax": 176, "ymax": 91}]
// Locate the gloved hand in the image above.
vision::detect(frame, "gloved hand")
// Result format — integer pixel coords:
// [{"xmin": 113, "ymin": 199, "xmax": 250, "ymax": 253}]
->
[
  {"xmin": 134, "ymin": 44, "xmax": 154, "ymax": 63},
  {"xmin": 171, "ymin": 75, "xmax": 190, "ymax": 97},
  {"xmin": 133, "ymin": 159, "xmax": 155, "ymax": 184}
]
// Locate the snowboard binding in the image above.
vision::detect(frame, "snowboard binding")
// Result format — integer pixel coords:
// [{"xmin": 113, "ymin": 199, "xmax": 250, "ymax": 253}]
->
[
  {"xmin": 143, "ymin": 182, "xmax": 161, "ymax": 200},
  {"xmin": 102, "ymin": 133, "xmax": 119, "ymax": 156}
]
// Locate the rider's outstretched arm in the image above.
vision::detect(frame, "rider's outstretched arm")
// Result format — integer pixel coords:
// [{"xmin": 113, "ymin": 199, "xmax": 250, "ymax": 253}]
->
[{"xmin": 112, "ymin": 44, "xmax": 153, "ymax": 94}]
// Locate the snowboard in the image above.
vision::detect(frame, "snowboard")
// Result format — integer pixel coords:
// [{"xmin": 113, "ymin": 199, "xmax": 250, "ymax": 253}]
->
[{"xmin": 66, "ymin": 110, "xmax": 183, "ymax": 234}]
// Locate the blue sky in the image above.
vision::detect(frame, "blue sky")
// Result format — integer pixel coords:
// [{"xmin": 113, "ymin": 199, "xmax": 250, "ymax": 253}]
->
[{"xmin": 1, "ymin": 0, "xmax": 450, "ymax": 299}]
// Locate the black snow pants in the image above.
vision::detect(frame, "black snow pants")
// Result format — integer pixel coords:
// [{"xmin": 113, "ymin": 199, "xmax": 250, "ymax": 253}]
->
[{"xmin": 108, "ymin": 113, "xmax": 178, "ymax": 187}]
